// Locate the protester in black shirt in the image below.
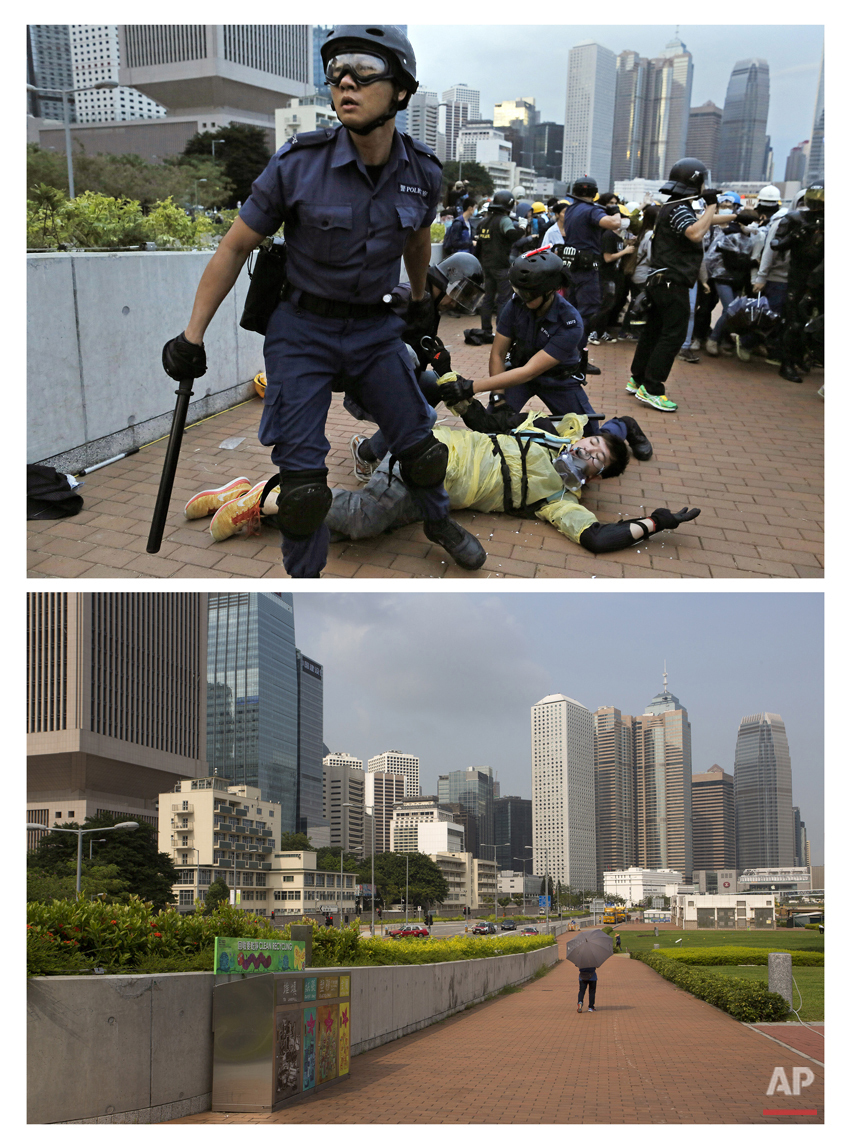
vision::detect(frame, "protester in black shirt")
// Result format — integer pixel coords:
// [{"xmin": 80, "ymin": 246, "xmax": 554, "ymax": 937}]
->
[{"xmin": 627, "ymin": 158, "xmax": 718, "ymax": 413}]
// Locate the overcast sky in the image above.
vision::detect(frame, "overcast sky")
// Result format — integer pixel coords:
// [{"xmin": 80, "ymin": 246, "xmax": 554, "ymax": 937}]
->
[
  {"xmin": 293, "ymin": 593, "xmax": 823, "ymax": 864},
  {"xmin": 403, "ymin": 21, "xmax": 824, "ymax": 181}
]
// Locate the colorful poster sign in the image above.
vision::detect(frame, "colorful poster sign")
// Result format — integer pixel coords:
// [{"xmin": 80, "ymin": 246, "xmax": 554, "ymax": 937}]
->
[
  {"xmin": 304, "ymin": 976, "xmax": 317, "ymax": 1001},
  {"xmin": 317, "ymin": 1005, "xmax": 338, "ymax": 1085},
  {"xmin": 338, "ymin": 1001, "xmax": 350, "ymax": 1075},
  {"xmin": 303, "ymin": 1007, "xmax": 316, "ymax": 1091},
  {"xmin": 214, "ymin": 937, "xmax": 306, "ymax": 975},
  {"xmin": 339, "ymin": 975, "xmax": 350, "ymax": 998},
  {"xmin": 318, "ymin": 975, "xmax": 339, "ymax": 999},
  {"xmin": 274, "ymin": 1011, "xmax": 301, "ymax": 1100}
]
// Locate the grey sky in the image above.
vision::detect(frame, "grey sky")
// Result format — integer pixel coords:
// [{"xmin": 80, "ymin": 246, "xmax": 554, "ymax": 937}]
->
[
  {"xmin": 408, "ymin": 23, "xmax": 824, "ymax": 181},
  {"xmin": 293, "ymin": 593, "xmax": 823, "ymax": 864}
]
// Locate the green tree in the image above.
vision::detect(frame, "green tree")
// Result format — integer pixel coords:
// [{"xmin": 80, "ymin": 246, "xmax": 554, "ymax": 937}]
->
[
  {"xmin": 28, "ymin": 814, "xmax": 178, "ymax": 910},
  {"xmin": 203, "ymin": 878, "xmax": 231, "ymax": 914},
  {"xmin": 280, "ymin": 831, "xmax": 314, "ymax": 851},
  {"xmin": 161, "ymin": 155, "xmax": 234, "ymax": 209},
  {"xmin": 27, "ymin": 144, "xmax": 70, "ymax": 195},
  {"xmin": 361, "ymin": 852, "xmax": 448, "ymax": 912},
  {"xmin": 441, "ymin": 160, "xmax": 493, "ymax": 202},
  {"xmin": 511, "ymin": 893, "xmax": 525, "ymax": 910},
  {"xmin": 26, "ymin": 861, "xmax": 129, "ymax": 903},
  {"xmin": 183, "ymin": 123, "xmax": 272, "ymax": 207},
  {"xmin": 316, "ymin": 846, "xmax": 364, "ymax": 874}
]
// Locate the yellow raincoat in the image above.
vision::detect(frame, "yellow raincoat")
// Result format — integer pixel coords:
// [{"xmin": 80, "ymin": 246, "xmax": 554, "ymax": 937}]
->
[{"xmin": 433, "ymin": 408, "xmax": 598, "ymax": 545}]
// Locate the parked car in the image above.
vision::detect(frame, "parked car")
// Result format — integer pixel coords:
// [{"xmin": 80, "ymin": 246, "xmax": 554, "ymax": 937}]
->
[
  {"xmin": 499, "ymin": 920, "xmax": 517, "ymax": 930},
  {"xmin": 519, "ymin": 926, "xmax": 539, "ymax": 936},
  {"xmin": 472, "ymin": 922, "xmax": 497, "ymax": 935},
  {"xmin": 387, "ymin": 923, "xmax": 429, "ymax": 939}
]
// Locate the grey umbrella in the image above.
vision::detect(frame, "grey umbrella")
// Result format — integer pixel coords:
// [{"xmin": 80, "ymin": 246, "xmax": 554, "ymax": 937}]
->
[{"xmin": 563, "ymin": 928, "xmax": 614, "ymax": 970}]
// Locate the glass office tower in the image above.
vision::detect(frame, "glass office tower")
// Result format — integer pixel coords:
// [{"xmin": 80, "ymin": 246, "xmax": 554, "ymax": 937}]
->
[
  {"xmin": 437, "ymin": 766, "xmax": 495, "ymax": 858},
  {"xmin": 734, "ymin": 712, "xmax": 795, "ymax": 867},
  {"xmin": 206, "ymin": 593, "xmax": 298, "ymax": 829},
  {"xmin": 296, "ymin": 649, "xmax": 325, "ymax": 835}
]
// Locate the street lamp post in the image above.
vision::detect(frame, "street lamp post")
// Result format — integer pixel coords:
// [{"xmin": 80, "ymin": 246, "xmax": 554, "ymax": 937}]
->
[
  {"xmin": 27, "ymin": 819, "xmax": 139, "ymax": 894},
  {"xmin": 405, "ymin": 854, "xmax": 409, "ymax": 924},
  {"xmin": 89, "ymin": 837, "xmax": 106, "ymax": 860},
  {"xmin": 26, "ymin": 81, "xmax": 119, "ymax": 199},
  {"xmin": 514, "ymin": 854, "xmax": 533, "ymax": 916},
  {"xmin": 194, "ymin": 178, "xmax": 207, "ymax": 208},
  {"xmin": 368, "ymin": 809, "xmax": 376, "ymax": 936},
  {"xmin": 527, "ymin": 844, "xmax": 550, "ymax": 935}
]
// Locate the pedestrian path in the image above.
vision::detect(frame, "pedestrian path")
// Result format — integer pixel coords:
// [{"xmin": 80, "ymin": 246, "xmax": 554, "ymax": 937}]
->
[
  {"xmin": 170, "ymin": 931, "xmax": 824, "ymax": 1125},
  {"xmin": 28, "ymin": 315, "xmax": 823, "ymax": 579}
]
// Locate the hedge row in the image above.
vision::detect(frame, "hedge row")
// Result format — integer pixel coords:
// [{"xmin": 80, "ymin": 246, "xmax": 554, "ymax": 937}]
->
[
  {"xmin": 632, "ymin": 951, "xmax": 790, "ymax": 1022},
  {"xmin": 657, "ymin": 947, "xmax": 824, "ymax": 967}
]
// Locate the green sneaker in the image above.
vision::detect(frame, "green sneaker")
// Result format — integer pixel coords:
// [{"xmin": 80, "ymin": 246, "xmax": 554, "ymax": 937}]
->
[
  {"xmin": 625, "ymin": 376, "xmax": 640, "ymax": 394},
  {"xmin": 636, "ymin": 385, "xmax": 678, "ymax": 412}
]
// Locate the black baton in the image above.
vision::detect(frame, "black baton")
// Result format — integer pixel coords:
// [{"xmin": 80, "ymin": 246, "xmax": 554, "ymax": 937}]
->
[{"xmin": 146, "ymin": 375, "xmax": 195, "ymax": 553}]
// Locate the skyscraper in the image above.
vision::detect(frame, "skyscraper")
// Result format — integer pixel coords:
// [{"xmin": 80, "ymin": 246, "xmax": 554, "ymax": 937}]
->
[
  {"xmin": 562, "ymin": 42, "xmax": 616, "ymax": 189},
  {"xmin": 632, "ymin": 673, "xmax": 693, "ymax": 879},
  {"xmin": 691, "ymin": 765, "xmax": 736, "ymax": 870},
  {"xmin": 367, "ymin": 751, "xmax": 419, "ymax": 797},
  {"xmin": 716, "ymin": 58, "xmax": 771, "ymax": 183},
  {"xmin": 437, "ymin": 766, "xmax": 495, "ymax": 859},
  {"xmin": 27, "ymin": 592, "xmax": 207, "ymax": 837},
  {"xmin": 611, "ymin": 51, "xmax": 649, "ymax": 182},
  {"xmin": 295, "ymin": 650, "xmax": 325, "ymax": 836},
  {"xmin": 364, "ymin": 771, "xmax": 405, "ymax": 854},
  {"xmin": 206, "ymin": 593, "xmax": 298, "ymax": 828},
  {"xmin": 494, "ymin": 795, "xmax": 532, "ymax": 872},
  {"xmin": 27, "ymin": 25, "xmax": 76, "ymax": 121},
  {"xmin": 593, "ymin": 707, "xmax": 636, "ymax": 882},
  {"xmin": 408, "ymin": 87, "xmax": 439, "ymax": 151},
  {"xmin": 805, "ymin": 49, "xmax": 824, "ymax": 184},
  {"xmin": 685, "ymin": 101, "xmax": 723, "ymax": 178},
  {"xmin": 531, "ymin": 694, "xmax": 596, "ymax": 894},
  {"xmin": 734, "ymin": 713, "xmax": 795, "ymax": 868},
  {"xmin": 323, "ymin": 762, "xmax": 364, "ymax": 852},
  {"xmin": 785, "ymin": 142, "xmax": 809, "ymax": 184},
  {"xmin": 69, "ymin": 25, "xmax": 166, "ymax": 123},
  {"xmin": 440, "ymin": 83, "xmax": 480, "ymax": 163}
]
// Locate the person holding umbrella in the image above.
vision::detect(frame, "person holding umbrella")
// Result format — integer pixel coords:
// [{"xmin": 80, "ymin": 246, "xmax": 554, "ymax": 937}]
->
[{"xmin": 563, "ymin": 927, "xmax": 614, "ymax": 1013}]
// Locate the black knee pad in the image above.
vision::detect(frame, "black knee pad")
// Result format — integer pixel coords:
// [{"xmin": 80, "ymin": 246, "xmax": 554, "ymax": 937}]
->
[
  {"xmin": 275, "ymin": 469, "xmax": 332, "ymax": 540},
  {"xmin": 396, "ymin": 434, "xmax": 448, "ymax": 489}
]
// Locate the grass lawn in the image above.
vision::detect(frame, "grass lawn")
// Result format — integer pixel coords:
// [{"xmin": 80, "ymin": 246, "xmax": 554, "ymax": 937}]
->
[
  {"xmin": 696, "ymin": 965, "xmax": 824, "ymax": 1021},
  {"xmin": 619, "ymin": 929, "xmax": 823, "ymax": 955}
]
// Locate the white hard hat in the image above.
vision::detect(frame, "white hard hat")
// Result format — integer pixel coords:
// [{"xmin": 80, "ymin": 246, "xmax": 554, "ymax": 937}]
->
[
  {"xmin": 625, "ymin": 201, "xmax": 640, "ymax": 213},
  {"xmin": 757, "ymin": 184, "xmax": 781, "ymax": 205}
]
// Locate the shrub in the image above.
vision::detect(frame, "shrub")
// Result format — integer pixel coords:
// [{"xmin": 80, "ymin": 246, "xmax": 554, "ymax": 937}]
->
[
  {"xmin": 657, "ymin": 947, "xmax": 823, "ymax": 967},
  {"xmin": 141, "ymin": 196, "xmax": 195, "ymax": 248},
  {"xmin": 632, "ymin": 951, "xmax": 790, "ymax": 1022},
  {"xmin": 430, "ymin": 222, "xmax": 445, "ymax": 243}
]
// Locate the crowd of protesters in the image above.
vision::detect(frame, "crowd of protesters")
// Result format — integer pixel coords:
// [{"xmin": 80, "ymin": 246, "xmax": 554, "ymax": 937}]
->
[{"xmin": 440, "ymin": 172, "xmax": 825, "ymax": 406}]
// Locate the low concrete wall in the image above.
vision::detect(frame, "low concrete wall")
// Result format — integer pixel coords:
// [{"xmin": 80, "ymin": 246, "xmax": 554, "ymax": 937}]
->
[
  {"xmin": 27, "ymin": 242, "xmax": 447, "ymax": 472},
  {"xmin": 27, "ymin": 250, "xmax": 265, "ymax": 471},
  {"xmin": 28, "ymin": 941, "xmax": 558, "ymax": 1124}
]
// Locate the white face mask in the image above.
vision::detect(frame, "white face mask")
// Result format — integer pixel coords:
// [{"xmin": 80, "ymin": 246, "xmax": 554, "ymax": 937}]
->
[{"xmin": 740, "ymin": 222, "xmax": 758, "ymax": 235}]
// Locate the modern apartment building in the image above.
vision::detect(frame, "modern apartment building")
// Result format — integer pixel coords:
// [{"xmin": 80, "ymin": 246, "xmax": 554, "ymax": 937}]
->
[
  {"xmin": 206, "ymin": 593, "xmax": 299, "ymax": 829},
  {"xmin": 437, "ymin": 767, "xmax": 495, "ymax": 859},
  {"xmin": 531, "ymin": 694, "xmax": 596, "ymax": 893},
  {"xmin": 367, "ymin": 751, "xmax": 419, "ymax": 797},
  {"xmin": 364, "ymin": 771, "xmax": 406, "ymax": 854},
  {"xmin": 632, "ymin": 675, "xmax": 693, "ymax": 879},
  {"xmin": 323, "ymin": 752, "xmax": 363, "ymax": 770},
  {"xmin": 391, "ymin": 795, "xmax": 464, "ymax": 854},
  {"xmin": 561, "ymin": 41, "xmax": 616, "ymax": 189},
  {"xmin": 692, "ymin": 765, "xmax": 736, "ymax": 870},
  {"xmin": 734, "ymin": 713, "xmax": 795, "ymax": 867},
  {"xmin": 322, "ymin": 763, "xmax": 365, "ymax": 853},
  {"xmin": 593, "ymin": 706, "xmax": 636, "ymax": 881},
  {"xmin": 27, "ymin": 592, "xmax": 207, "ymax": 840},
  {"xmin": 716, "ymin": 58, "xmax": 771, "ymax": 183}
]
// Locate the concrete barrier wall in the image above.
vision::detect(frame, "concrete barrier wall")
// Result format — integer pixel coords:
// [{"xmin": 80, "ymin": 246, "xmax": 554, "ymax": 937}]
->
[
  {"xmin": 27, "ymin": 243, "xmax": 446, "ymax": 472},
  {"xmin": 28, "ymin": 940, "xmax": 558, "ymax": 1125}
]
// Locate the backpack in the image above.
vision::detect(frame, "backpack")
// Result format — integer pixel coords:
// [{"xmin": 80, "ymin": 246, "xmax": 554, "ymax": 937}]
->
[{"xmin": 27, "ymin": 464, "xmax": 84, "ymax": 520}]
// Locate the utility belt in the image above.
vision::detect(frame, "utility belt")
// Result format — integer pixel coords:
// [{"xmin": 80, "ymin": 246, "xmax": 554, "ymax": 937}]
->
[
  {"xmin": 553, "ymin": 244, "xmax": 600, "ymax": 273},
  {"xmin": 284, "ymin": 284, "xmax": 390, "ymax": 320},
  {"xmin": 645, "ymin": 267, "xmax": 691, "ymax": 291}
]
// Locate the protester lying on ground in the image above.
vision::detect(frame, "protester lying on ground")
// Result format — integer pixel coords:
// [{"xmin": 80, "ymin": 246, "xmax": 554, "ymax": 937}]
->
[{"xmin": 184, "ymin": 402, "xmax": 700, "ymax": 556}]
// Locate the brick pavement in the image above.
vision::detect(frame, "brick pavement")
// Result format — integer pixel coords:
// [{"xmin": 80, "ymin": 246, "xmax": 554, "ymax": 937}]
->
[
  {"xmin": 170, "ymin": 932, "xmax": 824, "ymax": 1125},
  {"xmin": 28, "ymin": 315, "xmax": 823, "ymax": 579}
]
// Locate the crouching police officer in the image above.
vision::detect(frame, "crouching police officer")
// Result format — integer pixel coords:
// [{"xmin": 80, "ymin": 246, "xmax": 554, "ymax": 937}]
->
[{"xmin": 162, "ymin": 24, "xmax": 485, "ymax": 575}]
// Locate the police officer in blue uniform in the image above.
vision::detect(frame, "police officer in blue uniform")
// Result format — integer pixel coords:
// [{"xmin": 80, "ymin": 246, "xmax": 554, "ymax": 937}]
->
[
  {"xmin": 439, "ymin": 250, "xmax": 603, "ymax": 433},
  {"xmin": 162, "ymin": 25, "xmax": 485, "ymax": 576},
  {"xmin": 555, "ymin": 177, "xmax": 623, "ymax": 379}
]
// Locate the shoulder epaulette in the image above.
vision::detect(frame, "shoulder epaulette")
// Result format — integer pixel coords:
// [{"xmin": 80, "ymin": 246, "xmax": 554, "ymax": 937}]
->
[
  {"xmin": 402, "ymin": 132, "xmax": 443, "ymax": 168},
  {"xmin": 283, "ymin": 127, "xmax": 339, "ymax": 152}
]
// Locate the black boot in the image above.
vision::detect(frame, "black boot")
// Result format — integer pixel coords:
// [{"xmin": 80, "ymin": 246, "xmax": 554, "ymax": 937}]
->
[
  {"xmin": 618, "ymin": 415, "xmax": 653, "ymax": 460},
  {"xmin": 423, "ymin": 517, "xmax": 486, "ymax": 570},
  {"xmin": 582, "ymin": 348, "xmax": 601, "ymax": 376},
  {"xmin": 779, "ymin": 363, "xmax": 803, "ymax": 383}
]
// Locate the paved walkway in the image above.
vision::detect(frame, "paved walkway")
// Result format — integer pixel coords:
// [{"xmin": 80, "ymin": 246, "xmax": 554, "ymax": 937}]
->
[
  {"xmin": 28, "ymin": 315, "xmax": 823, "ymax": 579},
  {"xmin": 170, "ymin": 932, "xmax": 824, "ymax": 1125}
]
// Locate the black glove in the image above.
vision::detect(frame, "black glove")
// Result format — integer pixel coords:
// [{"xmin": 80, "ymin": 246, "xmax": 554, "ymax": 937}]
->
[
  {"xmin": 440, "ymin": 375, "xmax": 475, "ymax": 406},
  {"xmin": 702, "ymin": 188, "xmax": 719, "ymax": 206},
  {"xmin": 162, "ymin": 332, "xmax": 207, "ymax": 381},
  {"xmin": 426, "ymin": 337, "xmax": 452, "ymax": 376},
  {"xmin": 650, "ymin": 507, "xmax": 701, "ymax": 531},
  {"xmin": 405, "ymin": 294, "xmax": 435, "ymax": 336},
  {"xmin": 604, "ymin": 203, "xmax": 621, "ymax": 216}
]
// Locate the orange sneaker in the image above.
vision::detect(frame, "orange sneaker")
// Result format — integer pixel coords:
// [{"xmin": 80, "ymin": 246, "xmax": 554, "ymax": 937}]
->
[
  {"xmin": 210, "ymin": 481, "xmax": 268, "ymax": 541},
  {"xmin": 184, "ymin": 477, "xmax": 250, "ymax": 519}
]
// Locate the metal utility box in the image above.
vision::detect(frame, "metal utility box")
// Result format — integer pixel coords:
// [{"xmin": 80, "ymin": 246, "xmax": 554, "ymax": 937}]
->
[{"xmin": 211, "ymin": 971, "xmax": 352, "ymax": 1113}]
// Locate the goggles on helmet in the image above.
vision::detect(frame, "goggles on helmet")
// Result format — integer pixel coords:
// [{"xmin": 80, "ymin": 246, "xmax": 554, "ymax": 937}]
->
[
  {"xmin": 512, "ymin": 284, "xmax": 547, "ymax": 304},
  {"xmin": 325, "ymin": 51, "xmax": 395, "ymax": 87},
  {"xmin": 445, "ymin": 276, "xmax": 485, "ymax": 314}
]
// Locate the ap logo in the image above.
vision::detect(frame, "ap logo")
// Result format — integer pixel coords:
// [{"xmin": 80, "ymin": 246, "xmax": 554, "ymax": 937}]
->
[{"xmin": 766, "ymin": 1066, "xmax": 814, "ymax": 1095}]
